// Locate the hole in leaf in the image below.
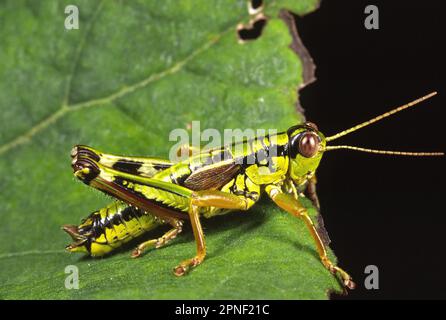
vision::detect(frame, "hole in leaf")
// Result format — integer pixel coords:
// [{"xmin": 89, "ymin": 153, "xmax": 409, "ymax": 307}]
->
[
  {"xmin": 237, "ymin": 17, "xmax": 267, "ymax": 41},
  {"xmin": 251, "ymin": 0, "xmax": 262, "ymax": 10},
  {"xmin": 248, "ymin": 0, "xmax": 263, "ymax": 15}
]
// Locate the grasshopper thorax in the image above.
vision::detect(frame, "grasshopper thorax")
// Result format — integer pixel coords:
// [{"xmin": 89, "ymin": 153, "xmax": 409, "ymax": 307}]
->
[{"xmin": 287, "ymin": 122, "xmax": 326, "ymax": 184}]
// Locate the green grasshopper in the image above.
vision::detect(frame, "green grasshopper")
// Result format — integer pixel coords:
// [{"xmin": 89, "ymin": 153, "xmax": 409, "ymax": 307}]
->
[{"xmin": 63, "ymin": 92, "xmax": 443, "ymax": 290}]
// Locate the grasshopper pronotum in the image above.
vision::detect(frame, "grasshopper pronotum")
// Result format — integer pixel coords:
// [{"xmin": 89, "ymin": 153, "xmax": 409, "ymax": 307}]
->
[{"xmin": 64, "ymin": 92, "xmax": 443, "ymax": 289}]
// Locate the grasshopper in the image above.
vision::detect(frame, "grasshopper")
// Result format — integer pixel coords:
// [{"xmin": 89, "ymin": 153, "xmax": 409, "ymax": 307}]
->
[{"xmin": 63, "ymin": 92, "xmax": 443, "ymax": 289}]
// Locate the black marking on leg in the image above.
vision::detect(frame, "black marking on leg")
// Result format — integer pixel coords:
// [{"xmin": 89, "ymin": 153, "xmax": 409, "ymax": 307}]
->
[
  {"xmin": 73, "ymin": 145, "xmax": 101, "ymax": 162},
  {"xmin": 112, "ymin": 160, "xmax": 143, "ymax": 175},
  {"xmin": 72, "ymin": 157, "xmax": 100, "ymax": 185}
]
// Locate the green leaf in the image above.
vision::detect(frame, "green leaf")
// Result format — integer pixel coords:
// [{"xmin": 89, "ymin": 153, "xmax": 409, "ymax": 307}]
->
[{"xmin": 0, "ymin": 0, "xmax": 342, "ymax": 299}]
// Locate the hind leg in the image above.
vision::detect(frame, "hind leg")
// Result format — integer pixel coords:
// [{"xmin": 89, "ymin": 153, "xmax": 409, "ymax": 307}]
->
[{"xmin": 131, "ymin": 220, "xmax": 183, "ymax": 258}]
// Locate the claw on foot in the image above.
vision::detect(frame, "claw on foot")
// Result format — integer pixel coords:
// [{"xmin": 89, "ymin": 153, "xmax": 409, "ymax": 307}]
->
[
  {"xmin": 173, "ymin": 257, "xmax": 202, "ymax": 277},
  {"xmin": 131, "ymin": 249, "xmax": 141, "ymax": 258},
  {"xmin": 344, "ymin": 279, "xmax": 356, "ymax": 290},
  {"xmin": 322, "ymin": 258, "xmax": 355, "ymax": 290},
  {"xmin": 337, "ymin": 271, "xmax": 355, "ymax": 290},
  {"xmin": 174, "ymin": 265, "xmax": 187, "ymax": 277}
]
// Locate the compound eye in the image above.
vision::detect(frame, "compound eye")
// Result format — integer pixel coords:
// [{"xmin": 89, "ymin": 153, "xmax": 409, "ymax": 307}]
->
[{"xmin": 299, "ymin": 132, "xmax": 319, "ymax": 158}]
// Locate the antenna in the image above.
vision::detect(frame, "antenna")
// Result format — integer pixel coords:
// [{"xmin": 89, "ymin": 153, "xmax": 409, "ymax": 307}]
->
[
  {"xmin": 326, "ymin": 92, "xmax": 437, "ymax": 142},
  {"xmin": 324, "ymin": 145, "xmax": 444, "ymax": 156}
]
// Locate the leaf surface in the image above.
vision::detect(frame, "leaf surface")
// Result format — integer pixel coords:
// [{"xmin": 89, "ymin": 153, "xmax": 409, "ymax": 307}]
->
[{"xmin": 0, "ymin": 0, "xmax": 343, "ymax": 299}]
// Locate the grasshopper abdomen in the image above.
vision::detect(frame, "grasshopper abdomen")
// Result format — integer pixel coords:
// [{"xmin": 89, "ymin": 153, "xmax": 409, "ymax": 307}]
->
[{"xmin": 64, "ymin": 201, "xmax": 162, "ymax": 256}]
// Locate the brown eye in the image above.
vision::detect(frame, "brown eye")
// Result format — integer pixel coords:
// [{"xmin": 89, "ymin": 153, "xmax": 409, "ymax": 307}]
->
[{"xmin": 299, "ymin": 132, "xmax": 319, "ymax": 158}]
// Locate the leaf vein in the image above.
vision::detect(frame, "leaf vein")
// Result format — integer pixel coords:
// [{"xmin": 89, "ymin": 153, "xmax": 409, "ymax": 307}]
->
[
  {"xmin": 0, "ymin": 24, "xmax": 232, "ymax": 156},
  {"xmin": 62, "ymin": 0, "xmax": 105, "ymax": 107},
  {"xmin": 0, "ymin": 249, "xmax": 65, "ymax": 260}
]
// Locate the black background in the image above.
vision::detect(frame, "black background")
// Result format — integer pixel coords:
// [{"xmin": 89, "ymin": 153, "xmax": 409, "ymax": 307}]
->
[{"xmin": 295, "ymin": 0, "xmax": 445, "ymax": 299}]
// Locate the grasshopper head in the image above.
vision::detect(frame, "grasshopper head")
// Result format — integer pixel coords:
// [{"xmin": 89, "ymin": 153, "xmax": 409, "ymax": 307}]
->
[
  {"xmin": 286, "ymin": 93, "xmax": 443, "ymax": 185},
  {"xmin": 287, "ymin": 122, "xmax": 326, "ymax": 183}
]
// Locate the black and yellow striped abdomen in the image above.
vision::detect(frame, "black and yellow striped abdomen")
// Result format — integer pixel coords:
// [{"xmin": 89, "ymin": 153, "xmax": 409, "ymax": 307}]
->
[{"xmin": 65, "ymin": 201, "xmax": 163, "ymax": 256}]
